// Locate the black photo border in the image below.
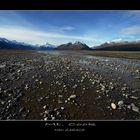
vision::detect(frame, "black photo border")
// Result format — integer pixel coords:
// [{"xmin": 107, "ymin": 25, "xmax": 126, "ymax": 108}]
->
[{"xmin": 0, "ymin": 0, "xmax": 139, "ymax": 136}]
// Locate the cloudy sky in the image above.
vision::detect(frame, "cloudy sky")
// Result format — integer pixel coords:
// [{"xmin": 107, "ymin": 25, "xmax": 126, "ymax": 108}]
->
[{"xmin": 0, "ymin": 10, "xmax": 140, "ymax": 47}]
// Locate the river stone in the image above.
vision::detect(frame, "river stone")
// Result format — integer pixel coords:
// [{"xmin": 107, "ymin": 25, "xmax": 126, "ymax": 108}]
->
[{"xmin": 111, "ymin": 103, "xmax": 117, "ymax": 110}]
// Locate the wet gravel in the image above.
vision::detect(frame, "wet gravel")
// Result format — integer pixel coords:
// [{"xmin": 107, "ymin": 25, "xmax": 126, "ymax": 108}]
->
[{"xmin": 0, "ymin": 50, "xmax": 140, "ymax": 120}]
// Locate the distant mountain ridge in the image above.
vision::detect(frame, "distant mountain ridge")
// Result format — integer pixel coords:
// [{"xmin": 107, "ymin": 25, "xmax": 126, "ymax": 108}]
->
[
  {"xmin": 0, "ymin": 37, "xmax": 57, "ymax": 51},
  {"xmin": 0, "ymin": 37, "xmax": 36, "ymax": 50},
  {"xmin": 92, "ymin": 40, "xmax": 140, "ymax": 51}
]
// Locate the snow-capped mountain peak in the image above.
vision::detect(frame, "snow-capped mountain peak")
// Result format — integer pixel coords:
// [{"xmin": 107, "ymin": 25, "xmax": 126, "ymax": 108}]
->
[
  {"xmin": 41, "ymin": 42, "xmax": 56, "ymax": 48},
  {"xmin": 0, "ymin": 37, "xmax": 10, "ymax": 43}
]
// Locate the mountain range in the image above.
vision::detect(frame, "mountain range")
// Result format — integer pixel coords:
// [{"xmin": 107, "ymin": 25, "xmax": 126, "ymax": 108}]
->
[
  {"xmin": 1, "ymin": 37, "xmax": 140, "ymax": 51},
  {"xmin": 0, "ymin": 37, "xmax": 35, "ymax": 50},
  {"xmin": 0, "ymin": 38, "xmax": 56, "ymax": 51},
  {"xmin": 92, "ymin": 40, "xmax": 140, "ymax": 51}
]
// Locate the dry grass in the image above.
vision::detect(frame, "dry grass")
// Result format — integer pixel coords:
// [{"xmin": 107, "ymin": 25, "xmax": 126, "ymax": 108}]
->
[
  {"xmin": 0, "ymin": 50, "xmax": 35, "ymax": 55},
  {"xmin": 86, "ymin": 51, "xmax": 140, "ymax": 60}
]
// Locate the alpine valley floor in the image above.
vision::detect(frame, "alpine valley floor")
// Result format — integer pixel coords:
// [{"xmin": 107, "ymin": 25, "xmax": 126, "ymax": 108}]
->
[{"xmin": 0, "ymin": 50, "xmax": 140, "ymax": 120}]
